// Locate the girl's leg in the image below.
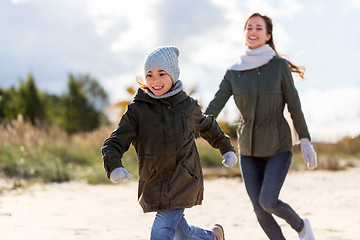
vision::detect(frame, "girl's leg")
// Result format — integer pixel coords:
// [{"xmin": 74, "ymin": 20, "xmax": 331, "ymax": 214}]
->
[
  {"xmin": 259, "ymin": 151, "xmax": 304, "ymax": 233},
  {"xmin": 151, "ymin": 209, "xmax": 216, "ymax": 240},
  {"xmin": 151, "ymin": 209, "xmax": 184, "ymax": 240},
  {"xmin": 240, "ymin": 155, "xmax": 286, "ymax": 240},
  {"xmin": 174, "ymin": 213, "xmax": 215, "ymax": 240}
]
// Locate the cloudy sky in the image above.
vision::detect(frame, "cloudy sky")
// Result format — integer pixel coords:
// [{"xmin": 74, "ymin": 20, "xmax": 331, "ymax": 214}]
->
[{"xmin": 1, "ymin": 0, "xmax": 360, "ymax": 142}]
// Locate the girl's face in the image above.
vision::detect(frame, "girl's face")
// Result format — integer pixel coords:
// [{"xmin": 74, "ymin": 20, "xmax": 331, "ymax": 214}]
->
[
  {"xmin": 245, "ymin": 16, "xmax": 271, "ymax": 49},
  {"xmin": 145, "ymin": 69, "xmax": 173, "ymax": 96}
]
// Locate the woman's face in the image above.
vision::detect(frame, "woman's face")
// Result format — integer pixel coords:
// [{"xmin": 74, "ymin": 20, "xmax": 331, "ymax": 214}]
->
[{"xmin": 245, "ymin": 16, "xmax": 271, "ymax": 49}]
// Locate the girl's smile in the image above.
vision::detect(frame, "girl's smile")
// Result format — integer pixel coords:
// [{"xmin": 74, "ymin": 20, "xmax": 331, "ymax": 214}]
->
[{"xmin": 153, "ymin": 86, "xmax": 164, "ymax": 90}]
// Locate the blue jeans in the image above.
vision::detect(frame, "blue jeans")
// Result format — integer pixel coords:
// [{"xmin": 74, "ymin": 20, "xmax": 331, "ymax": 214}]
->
[
  {"xmin": 240, "ymin": 152, "xmax": 304, "ymax": 240},
  {"xmin": 150, "ymin": 209, "xmax": 216, "ymax": 240}
]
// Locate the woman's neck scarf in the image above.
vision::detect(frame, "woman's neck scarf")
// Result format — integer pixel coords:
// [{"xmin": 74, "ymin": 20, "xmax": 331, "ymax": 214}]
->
[{"xmin": 229, "ymin": 44, "xmax": 276, "ymax": 71}]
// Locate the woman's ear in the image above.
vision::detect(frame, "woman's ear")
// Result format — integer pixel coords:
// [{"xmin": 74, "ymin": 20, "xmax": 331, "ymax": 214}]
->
[{"xmin": 266, "ymin": 34, "xmax": 271, "ymax": 42}]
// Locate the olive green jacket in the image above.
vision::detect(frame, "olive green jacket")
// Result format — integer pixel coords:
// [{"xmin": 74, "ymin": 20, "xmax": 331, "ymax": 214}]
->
[
  {"xmin": 205, "ymin": 56, "xmax": 310, "ymax": 157},
  {"xmin": 102, "ymin": 89, "xmax": 234, "ymax": 213}
]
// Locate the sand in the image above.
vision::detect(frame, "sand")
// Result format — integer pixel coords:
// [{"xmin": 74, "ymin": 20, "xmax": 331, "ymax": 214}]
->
[{"xmin": 1, "ymin": 166, "xmax": 360, "ymax": 240}]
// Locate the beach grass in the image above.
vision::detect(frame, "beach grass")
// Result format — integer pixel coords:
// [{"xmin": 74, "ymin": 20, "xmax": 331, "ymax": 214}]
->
[{"xmin": 0, "ymin": 118, "xmax": 359, "ymax": 190}]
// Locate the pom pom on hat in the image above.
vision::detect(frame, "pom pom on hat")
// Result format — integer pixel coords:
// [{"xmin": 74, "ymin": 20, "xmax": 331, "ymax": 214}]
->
[{"xmin": 144, "ymin": 46, "xmax": 180, "ymax": 83}]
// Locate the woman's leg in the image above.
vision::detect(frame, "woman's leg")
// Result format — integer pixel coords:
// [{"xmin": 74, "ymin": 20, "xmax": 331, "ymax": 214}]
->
[
  {"xmin": 259, "ymin": 151, "xmax": 304, "ymax": 232},
  {"xmin": 240, "ymin": 155, "xmax": 286, "ymax": 240}
]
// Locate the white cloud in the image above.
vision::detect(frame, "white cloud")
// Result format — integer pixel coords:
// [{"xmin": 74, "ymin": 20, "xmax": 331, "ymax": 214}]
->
[
  {"xmin": 348, "ymin": 0, "xmax": 360, "ymax": 7},
  {"xmin": 184, "ymin": 28, "xmax": 240, "ymax": 68},
  {"xmin": 85, "ymin": 0, "xmax": 160, "ymax": 52},
  {"xmin": 11, "ymin": 0, "xmax": 31, "ymax": 4},
  {"xmin": 102, "ymin": 73, "xmax": 138, "ymax": 103},
  {"xmin": 311, "ymin": 5, "xmax": 323, "ymax": 14},
  {"xmin": 273, "ymin": 25, "xmax": 293, "ymax": 53},
  {"xmin": 300, "ymin": 86, "xmax": 360, "ymax": 142},
  {"xmin": 244, "ymin": 0, "xmax": 304, "ymax": 19},
  {"xmin": 211, "ymin": 0, "xmax": 246, "ymax": 23}
]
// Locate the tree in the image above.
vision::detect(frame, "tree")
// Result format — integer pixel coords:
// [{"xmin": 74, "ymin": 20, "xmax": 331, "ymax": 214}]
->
[
  {"xmin": 62, "ymin": 74, "xmax": 103, "ymax": 134},
  {"xmin": 0, "ymin": 72, "xmax": 110, "ymax": 131},
  {"xmin": 17, "ymin": 73, "xmax": 45, "ymax": 124},
  {"xmin": 75, "ymin": 74, "xmax": 108, "ymax": 111},
  {"xmin": 0, "ymin": 87, "xmax": 22, "ymax": 121},
  {"xmin": 41, "ymin": 92, "xmax": 65, "ymax": 127}
]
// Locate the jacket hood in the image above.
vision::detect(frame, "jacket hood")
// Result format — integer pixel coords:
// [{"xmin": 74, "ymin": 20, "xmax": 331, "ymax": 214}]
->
[{"xmin": 134, "ymin": 88, "xmax": 189, "ymax": 107}]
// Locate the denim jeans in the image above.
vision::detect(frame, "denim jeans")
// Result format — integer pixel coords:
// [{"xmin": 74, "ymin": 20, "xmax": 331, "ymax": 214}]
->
[
  {"xmin": 240, "ymin": 151, "xmax": 304, "ymax": 240},
  {"xmin": 150, "ymin": 209, "xmax": 216, "ymax": 240}
]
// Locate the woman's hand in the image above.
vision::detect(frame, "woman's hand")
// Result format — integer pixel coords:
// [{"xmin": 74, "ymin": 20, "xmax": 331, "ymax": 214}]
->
[{"xmin": 300, "ymin": 138, "xmax": 317, "ymax": 169}]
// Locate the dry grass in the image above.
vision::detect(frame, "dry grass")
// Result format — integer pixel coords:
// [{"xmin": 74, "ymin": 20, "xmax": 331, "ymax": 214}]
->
[
  {"xmin": 0, "ymin": 117, "xmax": 118, "ymax": 189},
  {"xmin": 1, "ymin": 118, "xmax": 359, "ymax": 190}
]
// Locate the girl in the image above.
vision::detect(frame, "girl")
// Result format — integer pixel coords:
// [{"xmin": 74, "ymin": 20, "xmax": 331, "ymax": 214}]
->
[
  {"xmin": 205, "ymin": 13, "xmax": 317, "ymax": 240},
  {"xmin": 102, "ymin": 46, "xmax": 237, "ymax": 240}
]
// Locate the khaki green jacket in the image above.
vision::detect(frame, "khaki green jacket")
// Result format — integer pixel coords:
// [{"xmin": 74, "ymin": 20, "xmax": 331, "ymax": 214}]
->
[
  {"xmin": 102, "ymin": 89, "xmax": 234, "ymax": 213},
  {"xmin": 205, "ymin": 56, "xmax": 310, "ymax": 157}
]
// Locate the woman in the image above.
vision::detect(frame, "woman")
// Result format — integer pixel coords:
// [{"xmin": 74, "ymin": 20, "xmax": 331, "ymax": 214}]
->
[{"xmin": 205, "ymin": 13, "xmax": 317, "ymax": 240}]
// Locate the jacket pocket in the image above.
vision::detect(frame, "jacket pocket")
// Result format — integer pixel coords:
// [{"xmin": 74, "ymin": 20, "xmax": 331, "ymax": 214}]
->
[
  {"xmin": 147, "ymin": 168, "xmax": 157, "ymax": 181},
  {"xmin": 181, "ymin": 156, "xmax": 200, "ymax": 180},
  {"xmin": 138, "ymin": 155, "xmax": 161, "ymax": 207},
  {"xmin": 182, "ymin": 113, "xmax": 195, "ymax": 141},
  {"xmin": 182, "ymin": 163, "xmax": 199, "ymax": 179},
  {"xmin": 138, "ymin": 155, "xmax": 157, "ymax": 182}
]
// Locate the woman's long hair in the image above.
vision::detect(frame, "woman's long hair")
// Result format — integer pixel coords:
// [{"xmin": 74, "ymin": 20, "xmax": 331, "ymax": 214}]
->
[{"xmin": 245, "ymin": 13, "xmax": 305, "ymax": 79}]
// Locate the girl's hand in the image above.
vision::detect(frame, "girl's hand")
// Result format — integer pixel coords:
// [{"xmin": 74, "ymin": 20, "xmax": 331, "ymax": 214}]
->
[
  {"xmin": 300, "ymin": 138, "xmax": 317, "ymax": 169},
  {"xmin": 110, "ymin": 167, "xmax": 133, "ymax": 183},
  {"xmin": 222, "ymin": 151, "xmax": 238, "ymax": 167}
]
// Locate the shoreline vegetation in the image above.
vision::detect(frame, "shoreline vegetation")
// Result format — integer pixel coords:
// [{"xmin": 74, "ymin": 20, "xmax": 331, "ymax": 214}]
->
[{"xmin": 1, "ymin": 118, "xmax": 359, "ymax": 192}]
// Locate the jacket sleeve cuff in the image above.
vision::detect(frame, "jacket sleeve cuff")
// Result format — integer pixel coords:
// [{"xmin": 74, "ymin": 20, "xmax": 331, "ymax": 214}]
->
[
  {"xmin": 104, "ymin": 158, "xmax": 124, "ymax": 178},
  {"xmin": 218, "ymin": 138, "xmax": 236, "ymax": 156}
]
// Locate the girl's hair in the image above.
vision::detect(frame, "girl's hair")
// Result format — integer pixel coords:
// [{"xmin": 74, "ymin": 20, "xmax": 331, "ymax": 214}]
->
[
  {"xmin": 245, "ymin": 13, "xmax": 305, "ymax": 79},
  {"xmin": 136, "ymin": 76, "xmax": 149, "ymax": 93}
]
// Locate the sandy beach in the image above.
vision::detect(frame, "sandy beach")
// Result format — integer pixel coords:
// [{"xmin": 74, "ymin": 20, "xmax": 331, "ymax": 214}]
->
[{"xmin": 1, "ymin": 166, "xmax": 359, "ymax": 240}]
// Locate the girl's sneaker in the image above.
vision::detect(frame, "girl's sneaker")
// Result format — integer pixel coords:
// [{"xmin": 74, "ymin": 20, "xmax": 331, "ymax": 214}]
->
[
  {"xmin": 212, "ymin": 224, "xmax": 225, "ymax": 240},
  {"xmin": 299, "ymin": 218, "xmax": 315, "ymax": 240}
]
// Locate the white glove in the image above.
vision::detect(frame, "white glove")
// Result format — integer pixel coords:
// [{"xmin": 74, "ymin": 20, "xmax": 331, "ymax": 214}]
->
[
  {"xmin": 300, "ymin": 138, "xmax": 317, "ymax": 170},
  {"xmin": 222, "ymin": 151, "xmax": 238, "ymax": 167},
  {"xmin": 109, "ymin": 167, "xmax": 132, "ymax": 183}
]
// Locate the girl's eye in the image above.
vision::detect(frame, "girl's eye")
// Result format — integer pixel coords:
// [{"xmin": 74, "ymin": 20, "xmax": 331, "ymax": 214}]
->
[
  {"xmin": 146, "ymin": 74, "xmax": 152, "ymax": 78},
  {"xmin": 257, "ymin": 28, "xmax": 262, "ymax": 31},
  {"xmin": 160, "ymin": 73, "xmax": 166, "ymax": 76}
]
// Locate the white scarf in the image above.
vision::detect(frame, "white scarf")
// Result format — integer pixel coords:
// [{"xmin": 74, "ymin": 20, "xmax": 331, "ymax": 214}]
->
[
  {"xmin": 147, "ymin": 80, "xmax": 183, "ymax": 99},
  {"xmin": 229, "ymin": 44, "xmax": 276, "ymax": 71}
]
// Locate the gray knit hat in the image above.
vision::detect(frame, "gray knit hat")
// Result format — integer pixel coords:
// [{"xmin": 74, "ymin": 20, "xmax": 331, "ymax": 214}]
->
[{"xmin": 144, "ymin": 46, "xmax": 180, "ymax": 83}]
